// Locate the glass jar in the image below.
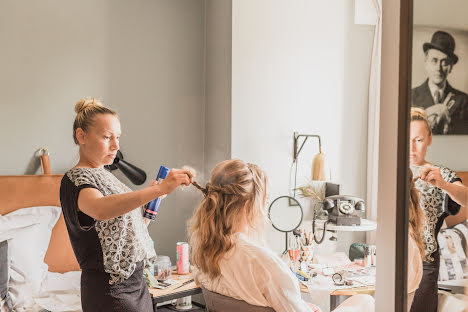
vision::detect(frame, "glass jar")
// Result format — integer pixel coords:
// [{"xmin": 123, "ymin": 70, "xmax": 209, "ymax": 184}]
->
[{"xmin": 155, "ymin": 255, "xmax": 172, "ymax": 281}]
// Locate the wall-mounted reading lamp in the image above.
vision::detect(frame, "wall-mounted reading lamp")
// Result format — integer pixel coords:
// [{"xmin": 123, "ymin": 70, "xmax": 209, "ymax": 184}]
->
[
  {"xmin": 105, "ymin": 150, "xmax": 147, "ymax": 185},
  {"xmin": 292, "ymin": 132, "xmax": 326, "ymax": 198}
]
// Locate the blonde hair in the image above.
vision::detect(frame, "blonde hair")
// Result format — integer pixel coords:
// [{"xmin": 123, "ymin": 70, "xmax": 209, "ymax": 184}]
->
[
  {"xmin": 408, "ymin": 169, "xmax": 426, "ymax": 259},
  {"xmin": 411, "ymin": 107, "xmax": 432, "ymax": 136},
  {"xmin": 73, "ymin": 97, "xmax": 118, "ymax": 144},
  {"xmin": 188, "ymin": 159, "xmax": 268, "ymax": 279}
]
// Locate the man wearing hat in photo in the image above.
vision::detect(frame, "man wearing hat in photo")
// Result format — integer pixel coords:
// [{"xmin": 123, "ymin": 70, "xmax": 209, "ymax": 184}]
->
[{"xmin": 412, "ymin": 30, "xmax": 468, "ymax": 134}]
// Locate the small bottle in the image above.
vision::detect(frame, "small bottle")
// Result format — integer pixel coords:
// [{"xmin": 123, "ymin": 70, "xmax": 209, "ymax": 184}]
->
[
  {"xmin": 144, "ymin": 166, "xmax": 170, "ymax": 221},
  {"xmin": 155, "ymin": 256, "xmax": 172, "ymax": 281}
]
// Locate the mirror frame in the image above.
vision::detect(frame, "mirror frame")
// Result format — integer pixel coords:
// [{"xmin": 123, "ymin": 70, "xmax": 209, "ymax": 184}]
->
[
  {"xmin": 397, "ymin": 0, "xmax": 413, "ymax": 310},
  {"xmin": 379, "ymin": 0, "xmax": 413, "ymax": 311},
  {"xmin": 268, "ymin": 195, "xmax": 304, "ymax": 233}
]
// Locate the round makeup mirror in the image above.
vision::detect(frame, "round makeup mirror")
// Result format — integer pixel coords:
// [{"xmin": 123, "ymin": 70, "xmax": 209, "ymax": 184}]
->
[
  {"xmin": 268, "ymin": 196, "xmax": 303, "ymax": 253},
  {"xmin": 268, "ymin": 196, "xmax": 303, "ymax": 232}
]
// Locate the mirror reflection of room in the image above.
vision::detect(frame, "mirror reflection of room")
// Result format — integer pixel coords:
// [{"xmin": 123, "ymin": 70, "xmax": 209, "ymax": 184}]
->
[
  {"xmin": 0, "ymin": 1, "xmax": 406, "ymax": 312},
  {"xmin": 408, "ymin": 0, "xmax": 468, "ymax": 311}
]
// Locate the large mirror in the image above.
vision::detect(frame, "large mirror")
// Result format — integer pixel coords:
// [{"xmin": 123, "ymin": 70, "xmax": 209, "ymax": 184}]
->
[
  {"xmin": 408, "ymin": 1, "xmax": 468, "ymax": 311},
  {"xmin": 2, "ymin": 1, "xmax": 433, "ymax": 311}
]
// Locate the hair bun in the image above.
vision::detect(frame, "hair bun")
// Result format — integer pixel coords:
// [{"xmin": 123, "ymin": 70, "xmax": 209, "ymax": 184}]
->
[
  {"xmin": 411, "ymin": 107, "xmax": 427, "ymax": 120},
  {"xmin": 75, "ymin": 97, "xmax": 102, "ymax": 113}
]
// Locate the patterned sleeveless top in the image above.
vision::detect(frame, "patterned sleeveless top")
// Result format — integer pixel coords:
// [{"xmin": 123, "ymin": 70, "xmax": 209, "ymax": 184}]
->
[
  {"xmin": 412, "ymin": 165, "xmax": 461, "ymax": 262},
  {"xmin": 60, "ymin": 167, "xmax": 156, "ymax": 285}
]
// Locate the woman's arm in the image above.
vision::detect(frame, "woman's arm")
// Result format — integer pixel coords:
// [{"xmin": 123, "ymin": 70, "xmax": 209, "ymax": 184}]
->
[
  {"xmin": 439, "ymin": 181, "xmax": 468, "ymax": 207},
  {"xmin": 78, "ymin": 169, "xmax": 192, "ymax": 221},
  {"xmin": 420, "ymin": 166, "xmax": 468, "ymax": 207}
]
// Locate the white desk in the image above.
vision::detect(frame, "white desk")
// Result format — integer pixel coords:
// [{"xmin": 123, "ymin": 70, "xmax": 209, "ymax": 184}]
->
[{"xmin": 312, "ymin": 218, "xmax": 377, "ymax": 232}]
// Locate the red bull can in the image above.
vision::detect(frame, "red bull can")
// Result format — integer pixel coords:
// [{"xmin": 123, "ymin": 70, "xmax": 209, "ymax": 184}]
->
[{"xmin": 176, "ymin": 242, "xmax": 190, "ymax": 274}]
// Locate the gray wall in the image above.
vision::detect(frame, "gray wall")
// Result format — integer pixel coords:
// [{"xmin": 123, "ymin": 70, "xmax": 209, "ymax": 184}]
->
[
  {"xmin": 203, "ymin": 0, "xmax": 232, "ymax": 181},
  {"xmin": 0, "ymin": 0, "xmax": 206, "ymax": 262},
  {"xmin": 413, "ymin": 0, "xmax": 468, "ymax": 171},
  {"xmin": 0, "ymin": 0, "xmax": 111, "ymax": 174},
  {"xmin": 108, "ymin": 0, "xmax": 206, "ymax": 262}
]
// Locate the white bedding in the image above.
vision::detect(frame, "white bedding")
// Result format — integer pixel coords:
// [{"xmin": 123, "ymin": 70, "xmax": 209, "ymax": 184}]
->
[
  {"xmin": 438, "ymin": 290, "xmax": 467, "ymax": 312},
  {"xmin": 0, "ymin": 207, "xmax": 82, "ymax": 312},
  {"xmin": 34, "ymin": 271, "xmax": 82, "ymax": 312},
  {"xmin": 438, "ymin": 279, "xmax": 467, "ymax": 312}
]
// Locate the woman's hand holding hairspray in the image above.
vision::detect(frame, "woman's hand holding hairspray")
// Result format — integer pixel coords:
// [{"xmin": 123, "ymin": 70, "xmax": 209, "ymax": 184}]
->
[
  {"xmin": 144, "ymin": 167, "xmax": 192, "ymax": 223},
  {"xmin": 158, "ymin": 169, "xmax": 193, "ymax": 195},
  {"xmin": 182, "ymin": 166, "xmax": 208, "ymax": 195}
]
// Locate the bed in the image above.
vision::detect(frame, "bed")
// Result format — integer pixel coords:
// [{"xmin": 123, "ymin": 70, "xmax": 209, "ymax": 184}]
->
[{"xmin": 0, "ymin": 174, "xmax": 81, "ymax": 312}]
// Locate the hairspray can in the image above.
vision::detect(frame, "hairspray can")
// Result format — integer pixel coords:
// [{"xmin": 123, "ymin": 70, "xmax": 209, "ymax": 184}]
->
[
  {"xmin": 176, "ymin": 242, "xmax": 190, "ymax": 275},
  {"xmin": 144, "ymin": 165, "xmax": 170, "ymax": 221}
]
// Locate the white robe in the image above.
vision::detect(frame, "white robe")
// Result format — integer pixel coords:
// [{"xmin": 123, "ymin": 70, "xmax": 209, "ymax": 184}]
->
[{"xmin": 194, "ymin": 232, "xmax": 374, "ymax": 312}]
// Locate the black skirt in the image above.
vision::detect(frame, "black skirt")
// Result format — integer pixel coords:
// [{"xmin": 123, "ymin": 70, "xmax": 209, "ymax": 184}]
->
[
  {"xmin": 80, "ymin": 261, "xmax": 153, "ymax": 312},
  {"xmin": 410, "ymin": 256, "xmax": 440, "ymax": 312}
]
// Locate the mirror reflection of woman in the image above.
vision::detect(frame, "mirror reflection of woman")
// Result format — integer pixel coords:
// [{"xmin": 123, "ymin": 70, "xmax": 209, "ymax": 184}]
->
[
  {"xmin": 409, "ymin": 108, "xmax": 468, "ymax": 312},
  {"xmin": 188, "ymin": 159, "xmax": 374, "ymax": 312}
]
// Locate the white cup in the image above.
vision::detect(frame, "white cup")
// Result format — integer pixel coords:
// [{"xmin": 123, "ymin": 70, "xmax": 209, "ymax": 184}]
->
[{"xmin": 174, "ymin": 296, "xmax": 192, "ymax": 310}]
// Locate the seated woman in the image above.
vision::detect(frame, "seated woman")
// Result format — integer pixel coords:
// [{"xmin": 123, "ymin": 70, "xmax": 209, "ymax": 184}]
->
[
  {"xmin": 408, "ymin": 169, "xmax": 425, "ymax": 311},
  {"xmin": 188, "ymin": 159, "xmax": 374, "ymax": 312}
]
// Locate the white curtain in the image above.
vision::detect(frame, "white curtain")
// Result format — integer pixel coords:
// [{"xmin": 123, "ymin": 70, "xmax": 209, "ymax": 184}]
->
[{"xmin": 365, "ymin": 0, "xmax": 382, "ymax": 244}]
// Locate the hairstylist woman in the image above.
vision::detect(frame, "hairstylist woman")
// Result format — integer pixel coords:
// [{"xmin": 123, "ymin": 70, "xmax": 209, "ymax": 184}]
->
[
  {"xmin": 409, "ymin": 108, "xmax": 468, "ymax": 312},
  {"xmin": 60, "ymin": 98, "xmax": 192, "ymax": 312}
]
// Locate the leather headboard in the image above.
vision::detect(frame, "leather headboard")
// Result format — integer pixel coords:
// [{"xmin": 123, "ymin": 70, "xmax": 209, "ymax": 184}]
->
[
  {"xmin": 445, "ymin": 171, "xmax": 468, "ymax": 228},
  {"xmin": 0, "ymin": 175, "xmax": 80, "ymax": 273}
]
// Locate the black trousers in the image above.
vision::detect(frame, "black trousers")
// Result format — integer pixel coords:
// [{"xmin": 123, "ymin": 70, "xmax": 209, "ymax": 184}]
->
[
  {"xmin": 81, "ymin": 261, "xmax": 153, "ymax": 312},
  {"xmin": 410, "ymin": 256, "xmax": 439, "ymax": 312}
]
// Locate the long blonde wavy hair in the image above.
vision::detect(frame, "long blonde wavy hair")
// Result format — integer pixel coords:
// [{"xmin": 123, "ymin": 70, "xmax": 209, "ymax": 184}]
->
[
  {"xmin": 409, "ymin": 169, "xmax": 426, "ymax": 258},
  {"xmin": 188, "ymin": 159, "xmax": 268, "ymax": 279}
]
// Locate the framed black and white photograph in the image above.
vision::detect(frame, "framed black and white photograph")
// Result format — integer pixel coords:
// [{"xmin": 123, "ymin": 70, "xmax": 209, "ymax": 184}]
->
[{"xmin": 412, "ymin": 26, "xmax": 468, "ymax": 135}]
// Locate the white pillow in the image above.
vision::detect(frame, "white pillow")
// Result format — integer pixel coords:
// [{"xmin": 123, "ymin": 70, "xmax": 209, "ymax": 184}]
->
[
  {"xmin": 40, "ymin": 271, "xmax": 81, "ymax": 293},
  {"xmin": 438, "ymin": 291, "xmax": 468, "ymax": 312},
  {"xmin": 0, "ymin": 206, "xmax": 61, "ymax": 310},
  {"xmin": 0, "ymin": 215, "xmax": 38, "ymax": 242},
  {"xmin": 33, "ymin": 271, "xmax": 82, "ymax": 312}
]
